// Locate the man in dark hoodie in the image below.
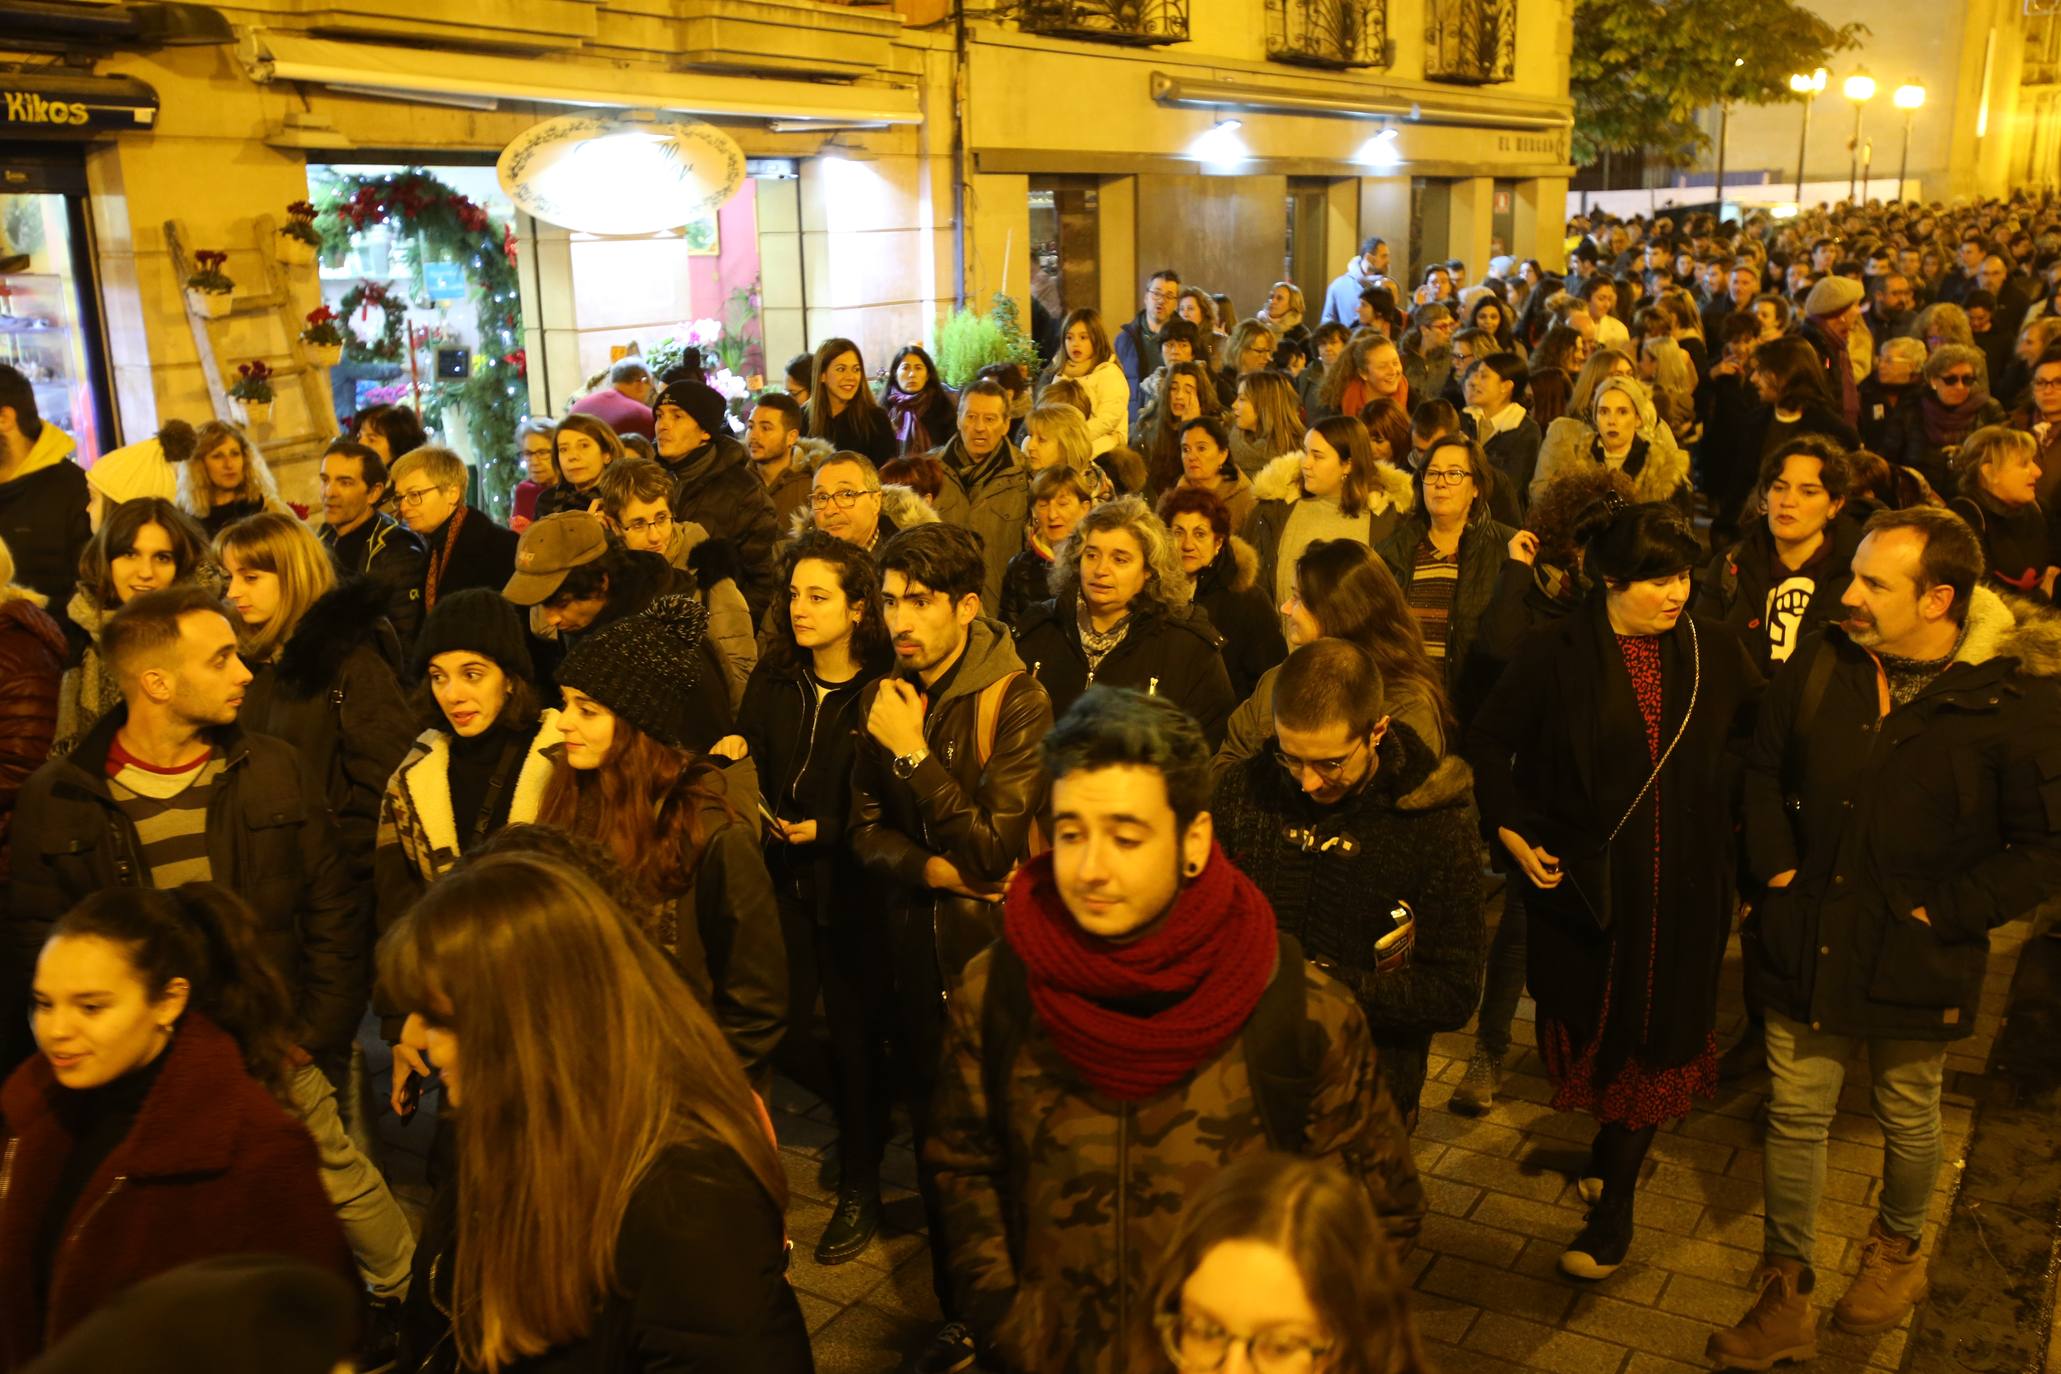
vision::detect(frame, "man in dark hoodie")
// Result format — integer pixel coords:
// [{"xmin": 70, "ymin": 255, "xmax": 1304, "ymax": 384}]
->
[
  {"xmin": 317, "ymin": 439, "xmax": 428, "ymax": 652},
  {"xmin": 651, "ymin": 379, "xmax": 780, "ymax": 621},
  {"xmin": 847, "ymin": 522, "xmax": 1052, "ymax": 1363},
  {"xmin": 0, "ymin": 365, "xmax": 89, "ymax": 637}
]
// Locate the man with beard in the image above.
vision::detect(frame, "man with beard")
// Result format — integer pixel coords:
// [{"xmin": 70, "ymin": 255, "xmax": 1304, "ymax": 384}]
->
[{"xmin": 650, "ymin": 379, "xmax": 779, "ymax": 620}]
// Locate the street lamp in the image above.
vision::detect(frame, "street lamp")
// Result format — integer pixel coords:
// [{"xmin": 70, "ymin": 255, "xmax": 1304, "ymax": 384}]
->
[
  {"xmin": 1893, "ymin": 82, "xmax": 1926, "ymax": 201},
  {"xmin": 1843, "ymin": 69, "xmax": 1877, "ymax": 203},
  {"xmin": 1789, "ymin": 67, "xmax": 1827, "ymax": 202}
]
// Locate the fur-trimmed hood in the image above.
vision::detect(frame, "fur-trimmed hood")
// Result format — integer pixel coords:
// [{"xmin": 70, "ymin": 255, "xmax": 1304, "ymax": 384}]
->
[
  {"xmin": 1250, "ymin": 451, "xmax": 1416, "ymax": 517},
  {"xmin": 274, "ymin": 576, "xmax": 398, "ymax": 695},
  {"xmin": 1530, "ymin": 415, "xmax": 1690, "ymax": 508},
  {"xmin": 1222, "ymin": 534, "xmax": 1261, "ymax": 594},
  {"xmin": 783, "ymin": 482, "xmax": 941, "ymax": 543},
  {"xmin": 1954, "ymin": 586, "xmax": 2061, "ymax": 679}
]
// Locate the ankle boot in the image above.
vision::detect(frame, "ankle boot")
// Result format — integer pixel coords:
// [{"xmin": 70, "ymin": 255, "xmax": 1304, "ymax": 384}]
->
[
  {"xmin": 1832, "ymin": 1220, "xmax": 1928, "ymax": 1335},
  {"xmin": 1559, "ymin": 1190, "xmax": 1635, "ymax": 1279},
  {"xmin": 1706, "ymin": 1258, "xmax": 1817, "ymax": 1370}
]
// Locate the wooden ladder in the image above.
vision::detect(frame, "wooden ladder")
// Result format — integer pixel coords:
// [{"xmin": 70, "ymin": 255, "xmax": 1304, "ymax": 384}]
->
[{"xmin": 163, "ymin": 215, "xmax": 340, "ymax": 467}]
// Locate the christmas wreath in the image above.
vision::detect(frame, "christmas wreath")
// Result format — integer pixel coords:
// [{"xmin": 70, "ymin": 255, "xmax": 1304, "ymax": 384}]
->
[{"xmin": 336, "ymin": 280, "xmax": 407, "ymax": 364}]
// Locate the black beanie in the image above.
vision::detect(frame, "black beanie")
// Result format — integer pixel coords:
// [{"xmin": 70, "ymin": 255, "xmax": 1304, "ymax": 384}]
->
[
  {"xmin": 554, "ymin": 594, "xmax": 710, "ymax": 751},
  {"xmin": 653, "ymin": 380, "xmax": 730, "ymax": 439},
  {"xmin": 413, "ymin": 586, "xmax": 535, "ymax": 682}
]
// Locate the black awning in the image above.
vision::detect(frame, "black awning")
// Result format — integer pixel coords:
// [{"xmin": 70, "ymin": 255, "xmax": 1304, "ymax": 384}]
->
[{"xmin": 0, "ymin": 72, "xmax": 157, "ymax": 136}]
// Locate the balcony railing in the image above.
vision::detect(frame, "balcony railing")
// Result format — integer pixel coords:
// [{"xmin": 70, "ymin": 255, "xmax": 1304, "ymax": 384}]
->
[
  {"xmin": 1019, "ymin": 0, "xmax": 1190, "ymax": 46},
  {"xmin": 1267, "ymin": 0, "xmax": 1388, "ymax": 68},
  {"xmin": 1422, "ymin": 0, "xmax": 1515, "ymax": 84}
]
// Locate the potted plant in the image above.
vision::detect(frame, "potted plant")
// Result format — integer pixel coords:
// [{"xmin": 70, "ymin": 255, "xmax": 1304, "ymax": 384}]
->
[
  {"xmin": 278, "ymin": 201, "xmax": 322, "ymax": 267},
  {"xmin": 185, "ymin": 250, "xmax": 234, "ymax": 318},
  {"xmin": 300, "ymin": 305, "xmax": 345, "ymax": 368},
  {"xmin": 228, "ymin": 360, "xmax": 276, "ymax": 429}
]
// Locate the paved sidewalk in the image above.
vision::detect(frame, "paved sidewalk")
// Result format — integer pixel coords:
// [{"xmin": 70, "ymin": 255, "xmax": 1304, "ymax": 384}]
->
[{"xmin": 772, "ymin": 915, "xmax": 2031, "ymax": 1373}]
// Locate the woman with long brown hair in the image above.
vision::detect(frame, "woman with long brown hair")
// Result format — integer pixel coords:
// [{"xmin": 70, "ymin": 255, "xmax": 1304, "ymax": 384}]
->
[
  {"xmin": 806, "ymin": 336, "xmax": 898, "ymax": 464},
  {"xmin": 380, "ymin": 851, "xmax": 808, "ymax": 1373},
  {"xmin": 1133, "ymin": 1153, "xmax": 1428, "ymax": 1374},
  {"xmin": 1231, "ymin": 369, "xmax": 1305, "ymax": 478},
  {"xmin": 536, "ymin": 594, "xmax": 786, "ymax": 1085},
  {"xmin": 1242, "ymin": 414, "xmax": 1415, "ymax": 613},
  {"xmin": 1214, "ymin": 536, "xmax": 1454, "ymax": 777},
  {"xmin": 533, "ymin": 413, "xmax": 626, "ymax": 520},
  {"xmin": 1040, "ymin": 307, "xmax": 1131, "ymax": 454}
]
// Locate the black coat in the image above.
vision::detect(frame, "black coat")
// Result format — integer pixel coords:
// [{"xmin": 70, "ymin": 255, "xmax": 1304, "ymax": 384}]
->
[
  {"xmin": 1698, "ymin": 515, "xmax": 1865, "ymax": 674},
  {"xmin": 1375, "ymin": 513, "xmax": 1518, "ymax": 710},
  {"xmin": 1950, "ymin": 491, "xmax": 2056, "ymax": 598},
  {"xmin": 548, "ymin": 552, "xmax": 735, "ymax": 752},
  {"xmin": 399, "ymin": 1139, "xmax": 811, "ymax": 1374},
  {"xmin": 320, "ymin": 513, "xmax": 428, "ymax": 653},
  {"xmin": 1014, "ymin": 598, "xmax": 1236, "ymax": 749},
  {"xmin": 416, "ymin": 507, "xmax": 520, "ymax": 613},
  {"xmin": 999, "ymin": 547, "xmax": 1055, "ymax": 633},
  {"xmin": 666, "ymin": 434, "xmax": 782, "ymax": 623},
  {"xmin": 1212, "ymin": 722, "xmax": 1486, "ymax": 1116},
  {"xmin": 1742, "ymin": 592, "xmax": 2061, "ymax": 1040},
  {"xmin": 0, "ymin": 454, "xmax": 88, "ymax": 646},
  {"xmin": 1190, "ymin": 537, "xmax": 1286, "ymax": 701},
  {"xmin": 1456, "ymin": 557, "xmax": 1583, "ymax": 722},
  {"xmin": 1464, "ymin": 603, "xmax": 1762, "ymax": 1089},
  {"xmin": 1474, "ymin": 415, "xmax": 1544, "ymax": 509},
  {"xmin": 8, "ymin": 713, "xmax": 365, "ymax": 1062},
  {"xmin": 237, "ymin": 578, "xmax": 417, "ymax": 886},
  {"xmin": 806, "ymin": 402, "xmax": 899, "ymax": 467},
  {"xmin": 1895, "ymin": 392, "xmax": 2008, "ymax": 498}
]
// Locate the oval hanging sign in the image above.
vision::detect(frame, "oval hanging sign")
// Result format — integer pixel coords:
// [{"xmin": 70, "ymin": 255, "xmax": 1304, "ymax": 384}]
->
[{"xmin": 497, "ymin": 114, "xmax": 745, "ymax": 236}]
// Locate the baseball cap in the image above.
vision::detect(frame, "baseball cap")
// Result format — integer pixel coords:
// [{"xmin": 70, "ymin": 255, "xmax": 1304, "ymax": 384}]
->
[{"xmin": 503, "ymin": 511, "xmax": 609, "ymax": 605}]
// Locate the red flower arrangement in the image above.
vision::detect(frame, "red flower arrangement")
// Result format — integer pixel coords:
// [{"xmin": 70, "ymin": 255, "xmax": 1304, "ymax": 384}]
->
[{"xmin": 229, "ymin": 360, "xmax": 275, "ymax": 402}]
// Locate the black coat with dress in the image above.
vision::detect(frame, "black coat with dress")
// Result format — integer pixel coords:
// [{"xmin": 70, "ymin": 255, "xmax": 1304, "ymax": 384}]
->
[
  {"xmin": 1463, "ymin": 601, "xmax": 1762, "ymax": 1107},
  {"xmin": 1190, "ymin": 536, "xmax": 1286, "ymax": 701}
]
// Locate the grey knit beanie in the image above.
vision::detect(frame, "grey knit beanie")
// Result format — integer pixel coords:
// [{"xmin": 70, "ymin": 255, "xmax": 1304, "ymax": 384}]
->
[{"xmin": 553, "ymin": 594, "xmax": 710, "ymax": 750}]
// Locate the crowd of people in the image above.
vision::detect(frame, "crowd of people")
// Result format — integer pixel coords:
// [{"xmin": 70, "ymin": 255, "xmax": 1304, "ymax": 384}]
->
[{"xmin": 0, "ymin": 187, "xmax": 2059, "ymax": 1374}]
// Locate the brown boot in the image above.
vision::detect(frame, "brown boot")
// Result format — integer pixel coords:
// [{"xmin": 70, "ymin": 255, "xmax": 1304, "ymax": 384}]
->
[
  {"xmin": 1832, "ymin": 1220, "xmax": 1929, "ymax": 1335},
  {"xmin": 1705, "ymin": 1258, "xmax": 1818, "ymax": 1371}
]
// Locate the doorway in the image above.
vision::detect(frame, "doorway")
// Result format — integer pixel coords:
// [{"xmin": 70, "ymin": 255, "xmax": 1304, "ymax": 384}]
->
[{"xmin": 0, "ymin": 147, "xmax": 113, "ymax": 464}]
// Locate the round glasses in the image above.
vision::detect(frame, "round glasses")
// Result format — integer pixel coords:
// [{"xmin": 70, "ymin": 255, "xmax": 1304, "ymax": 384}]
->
[
  {"xmin": 1269, "ymin": 736, "xmax": 1367, "ymax": 784},
  {"xmin": 1156, "ymin": 1313, "xmax": 1333, "ymax": 1374}
]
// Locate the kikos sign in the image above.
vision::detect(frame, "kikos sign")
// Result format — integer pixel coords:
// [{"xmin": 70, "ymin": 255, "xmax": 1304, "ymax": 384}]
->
[{"xmin": 0, "ymin": 79, "xmax": 158, "ymax": 135}]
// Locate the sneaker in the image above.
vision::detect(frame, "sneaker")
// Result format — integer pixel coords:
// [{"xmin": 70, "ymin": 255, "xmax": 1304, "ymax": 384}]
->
[
  {"xmin": 814, "ymin": 1188, "xmax": 881, "ymax": 1265},
  {"xmin": 1832, "ymin": 1221, "xmax": 1928, "ymax": 1335},
  {"xmin": 1718, "ymin": 1021, "xmax": 1768, "ymax": 1080},
  {"xmin": 1449, "ymin": 1048, "xmax": 1501, "ymax": 1116},
  {"xmin": 1559, "ymin": 1194, "xmax": 1635, "ymax": 1280},
  {"xmin": 1706, "ymin": 1258, "xmax": 1818, "ymax": 1370},
  {"xmin": 912, "ymin": 1321, "xmax": 977, "ymax": 1374}
]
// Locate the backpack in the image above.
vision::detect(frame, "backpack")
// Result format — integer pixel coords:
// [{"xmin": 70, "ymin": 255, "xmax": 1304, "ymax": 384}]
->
[
  {"xmin": 979, "ymin": 930, "xmax": 1325, "ymax": 1158},
  {"xmin": 973, "ymin": 671, "xmax": 1049, "ymax": 858}
]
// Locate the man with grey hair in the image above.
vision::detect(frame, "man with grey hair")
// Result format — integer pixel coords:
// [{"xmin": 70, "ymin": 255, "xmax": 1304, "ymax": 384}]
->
[{"xmin": 569, "ymin": 356, "xmax": 656, "ymax": 440}]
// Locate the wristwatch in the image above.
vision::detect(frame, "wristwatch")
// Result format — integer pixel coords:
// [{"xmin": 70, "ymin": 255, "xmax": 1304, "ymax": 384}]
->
[{"xmin": 892, "ymin": 747, "xmax": 930, "ymax": 779}]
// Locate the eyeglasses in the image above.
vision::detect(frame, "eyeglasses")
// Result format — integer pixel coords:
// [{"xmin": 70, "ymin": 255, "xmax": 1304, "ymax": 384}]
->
[
  {"xmin": 1147, "ymin": 289, "xmax": 1181, "ymax": 304},
  {"xmin": 621, "ymin": 511, "xmax": 672, "ymax": 537},
  {"xmin": 1423, "ymin": 468, "xmax": 1474, "ymax": 487},
  {"xmin": 395, "ymin": 486, "xmax": 451, "ymax": 508},
  {"xmin": 1937, "ymin": 373, "xmax": 1978, "ymax": 388},
  {"xmin": 810, "ymin": 488, "xmax": 878, "ymax": 509},
  {"xmin": 1269, "ymin": 736, "xmax": 1367, "ymax": 784},
  {"xmin": 1156, "ymin": 1313, "xmax": 1333, "ymax": 1374},
  {"xmin": 2033, "ymin": 377, "xmax": 2061, "ymax": 389}
]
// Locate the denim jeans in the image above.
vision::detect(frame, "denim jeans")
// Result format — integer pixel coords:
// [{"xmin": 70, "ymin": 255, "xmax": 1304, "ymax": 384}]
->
[
  {"xmin": 1476, "ymin": 883, "xmax": 1529, "ymax": 1060},
  {"xmin": 289, "ymin": 1062, "xmax": 416, "ymax": 1299},
  {"xmin": 1761, "ymin": 1010, "xmax": 1947, "ymax": 1264}
]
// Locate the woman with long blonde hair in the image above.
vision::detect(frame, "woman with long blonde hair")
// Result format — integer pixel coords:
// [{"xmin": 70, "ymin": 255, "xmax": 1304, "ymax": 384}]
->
[
  {"xmin": 380, "ymin": 851, "xmax": 808, "ymax": 1373},
  {"xmin": 178, "ymin": 420, "xmax": 293, "ymax": 537},
  {"xmin": 216, "ymin": 512, "xmax": 414, "ymax": 882}
]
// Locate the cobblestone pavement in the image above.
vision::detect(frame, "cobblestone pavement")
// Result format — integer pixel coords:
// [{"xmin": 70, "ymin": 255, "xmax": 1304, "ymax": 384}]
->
[{"xmin": 772, "ymin": 914, "xmax": 2035, "ymax": 1374}]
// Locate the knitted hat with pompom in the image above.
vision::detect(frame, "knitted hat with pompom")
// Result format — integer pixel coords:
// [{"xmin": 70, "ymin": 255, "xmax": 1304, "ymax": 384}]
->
[{"xmin": 553, "ymin": 593, "xmax": 710, "ymax": 751}]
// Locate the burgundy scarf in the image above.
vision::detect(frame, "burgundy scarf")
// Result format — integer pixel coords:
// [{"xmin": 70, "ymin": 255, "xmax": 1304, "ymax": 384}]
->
[
  {"xmin": 1921, "ymin": 391, "xmax": 1990, "ymax": 448},
  {"xmin": 885, "ymin": 389, "xmax": 941, "ymax": 453},
  {"xmin": 1002, "ymin": 842, "xmax": 1277, "ymax": 1100}
]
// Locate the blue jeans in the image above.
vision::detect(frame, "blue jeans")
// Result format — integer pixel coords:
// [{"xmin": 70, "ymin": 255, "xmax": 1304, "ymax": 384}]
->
[{"xmin": 1761, "ymin": 1010, "xmax": 1946, "ymax": 1264}]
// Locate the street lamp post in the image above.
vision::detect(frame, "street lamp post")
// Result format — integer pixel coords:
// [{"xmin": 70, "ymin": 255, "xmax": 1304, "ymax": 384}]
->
[
  {"xmin": 1790, "ymin": 67, "xmax": 1827, "ymax": 202},
  {"xmin": 1844, "ymin": 69, "xmax": 1877, "ymax": 203},
  {"xmin": 1894, "ymin": 82, "xmax": 1927, "ymax": 201}
]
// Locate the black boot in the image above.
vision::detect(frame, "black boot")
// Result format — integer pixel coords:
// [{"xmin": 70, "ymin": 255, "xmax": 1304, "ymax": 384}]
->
[
  {"xmin": 1559, "ymin": 1191, "xmax": 1636, "ymax": 1280},
  {"xmin": 814, "ymin": 1188, "xmax": 882, "ymax": 1264}
]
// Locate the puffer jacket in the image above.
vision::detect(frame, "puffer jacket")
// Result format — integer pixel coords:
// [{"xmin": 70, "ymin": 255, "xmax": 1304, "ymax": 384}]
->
[
  {"xmin": 1529, "ymin": 412, "xmax": 1692, "ymax": 509},
  {"xmin": 1185, "ymin": 536, "xmax": 1283, "ymax": 701},
  {"xmin": 0, "ymin": 594, "xmax": 63, "ymax": 885},
  {"xmin": 1048, "ymin": 358, "xmax": 1131, "ymax": 454},
  {"xmin": 237, "ymin": 577, "xmax": 417, "ymax": 886},
  {"xmin": 925, "ymin": 927, "xmax": 1426, "ymax": 1374},
  {"xmin": 1375, "ymin": 512, "xmax": 1519, "ymax": 707},
  {"xmin": 318, "ymin": 512, "xmax": 427, "ymax": 652},
  {"xmin": 1743, "ymin": 588, "xmax": 2061, "ymax": 1040},
  {"xmin": 929, "ymin": 436, "xmax": 1031, "ymax": 617},
  {"xmin": 1241, "ymin": 452, "xmax": 1417, "ymax": 608},
  {"xmin": 1212, "ymin": 722, "xmax": 1485, "ymax": 1117},
  {"xmin": 1014, "ymin": 598, "xmax": 1236, "ymax": 749},
  {"xmin": 848, "ymin": 618, "xmax": 1053, "ymax": 991}
]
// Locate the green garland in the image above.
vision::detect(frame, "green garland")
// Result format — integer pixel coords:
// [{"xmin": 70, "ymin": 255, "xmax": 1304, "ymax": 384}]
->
[
  {"xmin": 335, "ymin": 281, "xmax": 406, "ymax": 364},
  {"xmin": 313, "ymin": 167, "xmax": 528, "ymax": 520}
]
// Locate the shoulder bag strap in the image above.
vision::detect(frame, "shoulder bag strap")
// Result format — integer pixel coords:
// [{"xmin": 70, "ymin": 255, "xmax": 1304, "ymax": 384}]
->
[{"xmin": 1601, "ymin": 617, "xmax": 1701, "ymax": 847}]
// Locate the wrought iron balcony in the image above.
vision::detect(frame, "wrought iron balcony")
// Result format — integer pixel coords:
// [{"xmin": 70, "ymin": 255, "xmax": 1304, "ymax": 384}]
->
[
  {"xmin": 1267, "ymin": 0, "xmax": 1388, "ymax": 68},
  {"xmin": 1422, "ymin": 0, "xmax": 1515, "ymax": 84},
  {"xmin": 1018, "ymin": 0, "xmax": 1190, "ymax": 46}
]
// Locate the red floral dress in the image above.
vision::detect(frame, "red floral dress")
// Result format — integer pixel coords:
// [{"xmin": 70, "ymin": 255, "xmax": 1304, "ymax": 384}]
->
[{"xmin": 1540, "ymin": 633, "xmax": 1718, "ymax": 1128}]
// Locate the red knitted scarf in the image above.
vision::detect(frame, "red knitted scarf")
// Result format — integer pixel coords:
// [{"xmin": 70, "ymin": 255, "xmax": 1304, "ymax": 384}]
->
[{"xmin": 1002, "ymin": 843, "xmax": 1278, "ymax": 1101}]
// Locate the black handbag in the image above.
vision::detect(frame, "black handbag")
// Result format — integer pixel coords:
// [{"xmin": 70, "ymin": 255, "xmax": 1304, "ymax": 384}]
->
[{"xmin": 1531, "ymin": 618, "xmax": 1701, "ymax": 934}]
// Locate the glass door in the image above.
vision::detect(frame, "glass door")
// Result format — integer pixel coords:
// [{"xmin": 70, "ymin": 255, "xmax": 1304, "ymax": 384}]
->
[{"xmin": 0, "ymin": 149, "xmax": 112, "ymax": 462}]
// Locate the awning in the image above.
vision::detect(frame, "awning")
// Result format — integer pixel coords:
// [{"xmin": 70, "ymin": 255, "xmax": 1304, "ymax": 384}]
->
[
  {"xmin": 0, "ymin": 72, "xmax": 158, "ymax": 135},
  {"xmin": 237, "ymin": 29, "xmax": 922, "ymax": 126}
]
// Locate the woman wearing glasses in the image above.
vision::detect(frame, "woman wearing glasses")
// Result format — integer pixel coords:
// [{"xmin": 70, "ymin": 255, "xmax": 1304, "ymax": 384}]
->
[
  {"xmin": 1374, "ymin": 435, "xmax": 1516, "ymax": 704},
  {"xmin": 2009, "ymin": 345, "xmax": 2061, "ymax": 504},
  {"xmin": 384, "ymin": 444, "xmax": 519, "ymax": 610},
  {"xmin": 1465, "ymin": 501, "xmax": 1761, "ymax": 1282},
  {"xmin": 1899, "ymin": 344, "xmax": 2007, "ymax": 500}
]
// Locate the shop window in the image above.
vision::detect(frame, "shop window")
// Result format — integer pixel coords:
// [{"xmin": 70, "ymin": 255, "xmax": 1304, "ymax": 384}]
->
[
  {"xmin": 1019, "ymin": 0, "xmax": 1189, "ymax": 46},
  {"xmin": 1267, "ymin": 0, "xmax": 1389, "ymax": 69},
  {"xmin": 1423, "ymin": 0, "xmax": 1515, "ymax": 85},
  {"xmin": 0, "ymin": 175, "xmax": 109, "ymax": 463}
]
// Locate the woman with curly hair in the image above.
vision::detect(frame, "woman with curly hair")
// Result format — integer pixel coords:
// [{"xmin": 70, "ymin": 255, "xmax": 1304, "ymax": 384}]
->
[
  {"xmin": 1012, "ymin": 494, "xmax": 1236, "ymax": 746},
  {"xmin": 539, "ymin": 594, "xmax": 787, "ymax": 1087},
  {"xmin": 883, "ymin": 343, "xmax": 959, "ymax": 456},
  {"xmin": 177, "ymin": 421, "xmax": 296, "ymax": 537}
]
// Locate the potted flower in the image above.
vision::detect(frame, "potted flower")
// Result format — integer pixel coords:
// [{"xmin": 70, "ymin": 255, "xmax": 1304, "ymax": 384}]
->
[
  {"xmin": 228, "ymin": 360, "xmax": 276, "ymax": 429},
  {"xmin": 300, "ymin": 306, "xmax": 344, "ymax": 368},
  {"xmin": 185, "ymin": 250, "xmax": 234, "ymax": 318},
  {"xmin": 278, "ymin": 201, "xmax": 321, "ymax": 268}
]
